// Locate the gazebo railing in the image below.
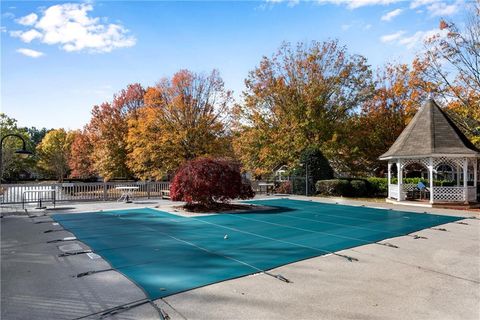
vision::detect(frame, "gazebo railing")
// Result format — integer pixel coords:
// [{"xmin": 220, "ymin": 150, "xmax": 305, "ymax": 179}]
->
[
  {"xmin": 467, "ymin": 186, "xmax": 477, "ymax": 202},
  {"xmin": 389, "ymin": 184, "xmax": 477, "ymax": 203},
  {"xmin": 388, "ymin": 184, "xmax": 399, "ymax": 200}
]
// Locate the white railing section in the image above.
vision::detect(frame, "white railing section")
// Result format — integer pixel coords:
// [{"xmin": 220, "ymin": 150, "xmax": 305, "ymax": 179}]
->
[
  {"xmin": 0, "ymin": 181, "xmax": 170, "ymax": 204},
  {"xmin": 433, "ymin": 186, "xmax": 466, "ymax": 202},
  {"xmin": 388, "ymin": 184, "xmax": 399, "ymax": 200},
  {"xmin": 467, "ymin": 187, "xmax": 477, "ymax": 202}
]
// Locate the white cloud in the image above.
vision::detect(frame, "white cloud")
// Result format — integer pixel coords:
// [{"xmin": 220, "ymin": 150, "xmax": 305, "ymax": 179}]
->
[
  {"xmin": 10, "ymin": 29, "xmax": 42, "ymax": 43},
  {"xmin": 2, "ymin": 12, "xmax": 15, "ymax": 19},
  {"xmin": 410, "ymin": 0, "xmax": 461, "ymax": 16},
  {"xmin": 380, "ymin": 30, "xmax": 405, "ymax": 43},
  {"xmin": 265, "ymin": 0, "xmax": 300, "ymax": 6},
  {"xmin": 316, "ymin": 0, "xmax": 402, "ymax": 9},
  {"xmin": 426, "ymin": 2, "xmax": 459, "ymax": 16},
  {"xmin": 0, "ymin": 27, "xmax": 7, "ymax": 33},
  {"xmin": 266, "ymin": 0, "xmax": 402, "ymax": 9},
  {"xmin": 410, "ymin": 0, "xmax": 436, "ymax": 9},
  {"xmin": 381, "ymin": 8, "xmax": 403, "ymax": 21},
  {"xmin": 16, "ymin": 13, "xmax": 38, "ymax": 26},
  {"xmin": 381, "ymin": 28, "xmax": 448, "ymax": 49},
  {"xmin": 16, "ymin": 48, "xmax": 44, "ymax": 58},
  {"xmin": 398, "ymin": 28, "xmax": 446, "ymax": 49},
  {"xmin": 10, "ymin": 3, "xmax": 136, "ymax": 53}
]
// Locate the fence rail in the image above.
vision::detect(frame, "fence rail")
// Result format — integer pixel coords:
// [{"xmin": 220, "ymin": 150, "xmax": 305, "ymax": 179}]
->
[{"xmin": 0, "ymin": 181, "xmax": 170, "ymax": 204}]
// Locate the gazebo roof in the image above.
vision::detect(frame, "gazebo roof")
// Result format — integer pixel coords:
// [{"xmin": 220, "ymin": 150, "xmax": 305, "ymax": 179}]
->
[{"xmin": 379, "ymin": 99, "xmax": 479, "ymax": 160}]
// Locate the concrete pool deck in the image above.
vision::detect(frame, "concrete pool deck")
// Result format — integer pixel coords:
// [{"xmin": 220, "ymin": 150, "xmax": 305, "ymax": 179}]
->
[{"xmin": 1, "ymin": 196, "xmax": 479, "ymax": 320}]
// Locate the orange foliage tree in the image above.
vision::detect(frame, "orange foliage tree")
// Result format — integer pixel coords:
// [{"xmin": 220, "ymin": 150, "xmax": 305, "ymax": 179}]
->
[
  {"xmin": 325, "ymin": 62, "xmax": 438, "ymax": 175},
  {"xmin": 127, "ymin": 70, "xmax": 232, "ymax": 180},
  {"xmin": 68, "ymin": 128, "xmax": 96, "ymax": 179},
  {"xmin": 87, "ymin": 83, "xmax": 145, "ymax": 181},
  {"xmin": 419, "ymin": 2, "xmax": 480, "ymax": 146}
]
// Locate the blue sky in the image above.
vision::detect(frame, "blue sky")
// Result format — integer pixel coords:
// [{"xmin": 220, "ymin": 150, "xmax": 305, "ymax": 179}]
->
[{"xmin": 1, "ymin": 0, "xmax": 466, "ymax": 129}]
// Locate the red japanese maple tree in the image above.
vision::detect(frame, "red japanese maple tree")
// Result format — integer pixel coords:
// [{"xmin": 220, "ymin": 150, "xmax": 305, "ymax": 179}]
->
[{"xmin": 170, "ymin": 157, "xmax": 254, "ymax": 209}]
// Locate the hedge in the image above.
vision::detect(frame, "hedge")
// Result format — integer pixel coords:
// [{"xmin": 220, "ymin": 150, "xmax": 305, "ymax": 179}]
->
[
  {"xmin": 315, "ymin": 179, "xmax": 351, "ymax": 196},
  {"xmin": 316, "ymin": 177, "xmax": 458, "ymax": 198}
]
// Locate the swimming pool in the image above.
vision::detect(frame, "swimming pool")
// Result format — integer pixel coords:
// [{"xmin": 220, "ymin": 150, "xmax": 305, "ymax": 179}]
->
[{"xmin": 52, "ymin": 199, "xmax": 461, "ymax": 300}]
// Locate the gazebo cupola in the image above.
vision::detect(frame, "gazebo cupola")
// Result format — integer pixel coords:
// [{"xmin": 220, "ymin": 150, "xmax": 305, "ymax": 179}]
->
[{"xmin": 379, "ymin": 99, "xmax": 479, "ymax": 206}]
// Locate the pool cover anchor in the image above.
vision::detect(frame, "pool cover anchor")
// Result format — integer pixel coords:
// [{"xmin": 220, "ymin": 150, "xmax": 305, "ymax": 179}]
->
[
  {"xmin": 47, "ymin": 236, "xmax": 77, "ymax": 243},
  {"xmin": 263, "ymin": 271, "xmax": 292, "ymax": 283},
  {"xmin": 74, "ymin": 268, "xmax": 114, "ymax": 278},
  {"xmin": 150, "ymin": 301, "xmax": 171, "ymax": 320},
  {"xmin": 431, "ymin": 227, "xmax": 448, "ymax": 232},
  {"xmin": 335, "ymin": 253, "xmax": 359, "ymax": 262},
  {"xmin": 59, "ymin": 250, "xmax": 93, "ymax": 257},
  {"xmin": 379, "ymin": 242, "xmax": 399, "ymax": 248},
  {"xmin": 44, "ymin": 229, "xmax": 64, "ymax": 233},
  {"xmin": 412, "ymin": 234, "xmax": 428, "ymax": 239}
]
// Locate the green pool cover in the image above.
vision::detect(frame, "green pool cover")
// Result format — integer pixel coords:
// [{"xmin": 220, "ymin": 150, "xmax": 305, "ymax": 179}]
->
[{"xmin": 52, "ymin": 199, "xmax": 461, "ymax": 300}]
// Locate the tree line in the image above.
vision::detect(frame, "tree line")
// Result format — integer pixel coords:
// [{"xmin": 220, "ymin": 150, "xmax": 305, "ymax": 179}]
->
[{"xmin": 2, "ymin": 6, "xmax": 479, "ymax": 183}]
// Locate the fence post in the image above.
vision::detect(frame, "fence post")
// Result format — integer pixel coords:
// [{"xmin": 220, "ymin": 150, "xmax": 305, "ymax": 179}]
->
[
  {"xmin": 103, "ymin": 182, "xmax": 108, "ymax": 201},
  {"xmin": 147, "ymin": 181, "xmax": 151, "ymax": 199}
]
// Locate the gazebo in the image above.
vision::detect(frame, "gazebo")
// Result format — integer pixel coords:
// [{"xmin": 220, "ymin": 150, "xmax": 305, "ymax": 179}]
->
[{"xmin": 379, "ymin": 99, "xmax": 479, "ymax": 206}]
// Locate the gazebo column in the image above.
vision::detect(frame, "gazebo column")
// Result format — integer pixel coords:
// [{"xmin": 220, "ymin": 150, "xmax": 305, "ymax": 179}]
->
[
  {"xmin": 387, "ymin": 162, "xmax": 392, "ymax": 198},
  {"xmin": 397, "ymin": 159, "xmax": 403, "ymax": 201},
  {"xmin": 463, "ymin": 158, "xmax": 468, "ymax": 204},
  {"xmin": 474, "ymin": 158, "xmax": 478, "ymax": 188},
  {"xmin": 429, "ymin": 157, "xmax": 434, "ymax": 204},
  {"xmin": 475, "ymin": 159, "xmax": 478, "ymax": 203},
  {"xmin": 456, "ymin": 164, "xmax": 461, "ymax": 186}
]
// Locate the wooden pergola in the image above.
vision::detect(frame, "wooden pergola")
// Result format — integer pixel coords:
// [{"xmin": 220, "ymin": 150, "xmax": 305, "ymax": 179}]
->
[{"xmin": 379, "ymin": 99, "xmax": 479, "ymax": 206}]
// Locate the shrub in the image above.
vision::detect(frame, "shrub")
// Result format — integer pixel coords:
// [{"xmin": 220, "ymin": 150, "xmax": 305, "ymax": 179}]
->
[
  {"xmin": 366, "ymin": 177, "xmax": 388, "ymax": 196},
  {"xmin": 350, "ymin": 180, "xmax": 368, "ymax": 197},
  {"xmin": 315, "ymin": 179, "xmax": 350, "ymax": 196},
  {"xmin": 170, "ymin": 157, "xmax": 254, "ymax": 208},
  {"xmin": 297, "ymin": 147, "xmax": 334, "ymax": 182},
  {"xmin": 275, "ymin": 181, "xmax": 292, "ymax": 194}
]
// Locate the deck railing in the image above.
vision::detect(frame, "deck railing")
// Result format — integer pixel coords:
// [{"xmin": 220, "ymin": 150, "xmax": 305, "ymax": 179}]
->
[{"xmin": 0, "ymin": 181, "xmax": 170, "ymax": 204}]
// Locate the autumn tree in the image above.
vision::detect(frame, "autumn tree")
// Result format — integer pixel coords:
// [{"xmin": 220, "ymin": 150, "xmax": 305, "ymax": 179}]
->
[
  {"xmin": 325, "ymin": 62, "xmax": 438, "ymax": 175},
  {"xmin": 69, "ymin": 128, "xmax": 96, "ymax": 179},
  {"xmin": 36, "ymin": 129, "xmax": 75, "ymax": 182},
  {"xmin": 113, "ymin": 83, "xmax": 145, "ymax": 118},
  {"xmin": 87, "ymin": 83, "xmax": 145, "ymax": 181},
  {"xmin": 127, "ymin": 70, "xmax": 232, "ymax": 180},
  {"xmin": 232, "ymin": 40, "xmax": 372, "ymax": 176},
  {"xmin": 420, "ymin": 2, "xmax": 480, "ymax": 146}
]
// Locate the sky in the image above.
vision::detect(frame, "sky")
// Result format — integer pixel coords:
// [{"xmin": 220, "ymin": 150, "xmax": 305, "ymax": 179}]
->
[{"xmin": 1, "ymin": 0, "xmax": 467, "ymax": 130}]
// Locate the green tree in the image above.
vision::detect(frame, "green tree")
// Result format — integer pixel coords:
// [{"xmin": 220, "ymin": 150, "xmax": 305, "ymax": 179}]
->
[
  {"xmin": 36, "ymin": 129, "xmax": 75, "ymax": 182},
  {"xmin": 0, "ymin": 113, "xmax": 35, "ymax": 182},
  {"xmin": 233, "ymin": 40, "xmax": 373, "ymax": 176}
]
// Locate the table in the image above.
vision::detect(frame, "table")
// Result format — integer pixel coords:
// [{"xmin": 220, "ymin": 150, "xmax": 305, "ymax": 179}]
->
[
  {"xmin": 258, "ymin": 182, "xmax": 275, "ymax": 195},
  {"xmin": 115, "ymin": 186, "xmax": 139, "ymax": 203},
  {"xmin": 22, "ymin": 190, "xmax": 56, "ymax": 209}
]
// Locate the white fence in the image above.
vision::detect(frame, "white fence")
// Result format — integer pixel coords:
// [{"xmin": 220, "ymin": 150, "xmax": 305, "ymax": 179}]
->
[{"xmin": 0, "ymin": 181, "xmax": 170, "ymax": 204}]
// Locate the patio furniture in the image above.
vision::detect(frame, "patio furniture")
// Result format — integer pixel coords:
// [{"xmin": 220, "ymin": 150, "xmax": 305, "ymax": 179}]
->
[{"xmin": 115, "ymin": 186, "xmax": 139, "ymax": 203}]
